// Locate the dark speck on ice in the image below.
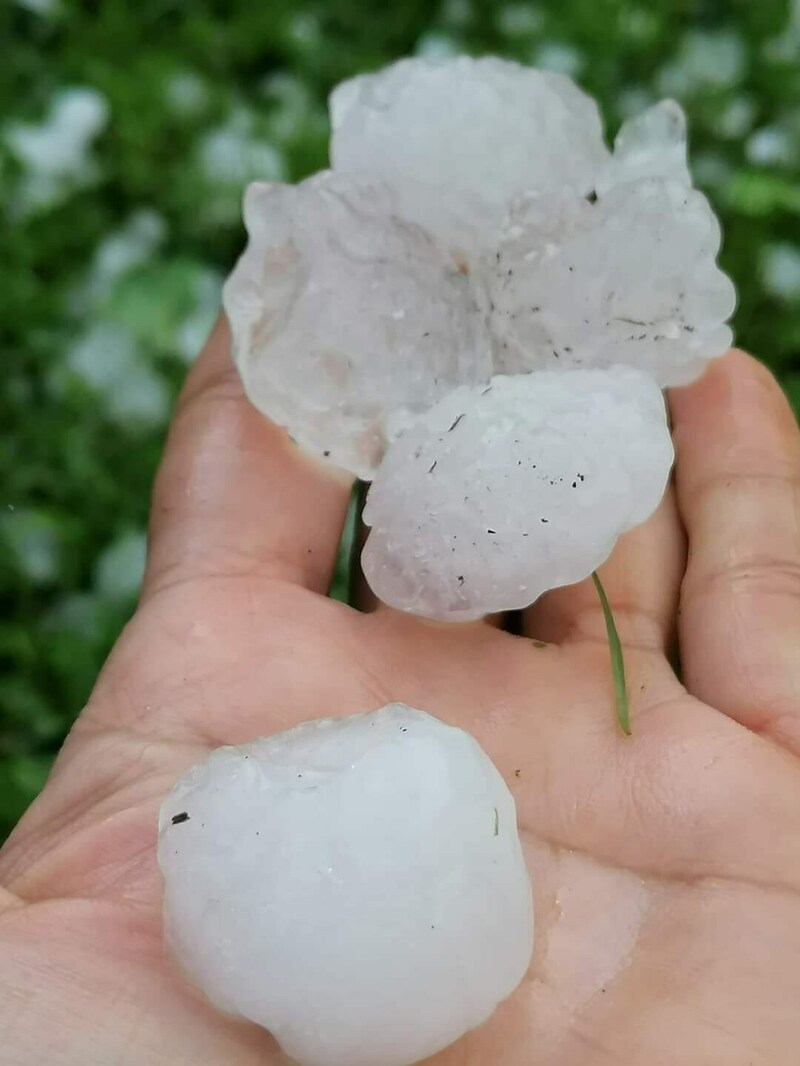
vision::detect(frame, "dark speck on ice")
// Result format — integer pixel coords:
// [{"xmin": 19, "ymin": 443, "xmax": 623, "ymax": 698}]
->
[{"xmin": 171, "ymin": 812, "xmax": 190, "ymax": 825}]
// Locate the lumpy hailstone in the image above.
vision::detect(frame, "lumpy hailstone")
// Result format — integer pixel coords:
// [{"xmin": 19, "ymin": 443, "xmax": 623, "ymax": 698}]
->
[
  {"xmin": 222, "ymin": 171, "xmax": 490, "ymax": 479},
  {"xmin": 330, "ymin": 55, "xmax": 608, "ymax": 262},
  {"xmin": 362, "ymin": 367, "xmax": 673, "ymax": 621},
  {"xmin": 158, "ymin": 704, "xmax": 533, "ymax": 1066},
  {"xmin": 224, "ymin": 58, "xmax": 735, "ymax": 483}
]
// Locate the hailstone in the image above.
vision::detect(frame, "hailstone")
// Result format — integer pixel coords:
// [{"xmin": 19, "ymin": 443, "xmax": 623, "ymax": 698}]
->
[
  {"xmin": 330, "ymin": 55, "xmax": 608, "ymax": 263},
  {"xmin": 489, "ymin": 178, "xmax": 736, "ymax": 386},
  {"xmin": 158, "ymin": 704, "xmax": 533, "ymax": 1066},
  {"xmin": 222, "ymin": 170, "xmax": 491, "ymax": 479},
  {"xmin": 362, "ymin": 367, "xmax": 673, "ymax": 621},
  {"xmin": 220, "ymin": 55, "xmax": 735, "ymax": 623}
]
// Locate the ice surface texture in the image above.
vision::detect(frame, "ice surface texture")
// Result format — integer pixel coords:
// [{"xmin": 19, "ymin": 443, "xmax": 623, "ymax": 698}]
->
[
  {"xmin": 490, "ymin": 178, "xmax": 736, "ymax": 387},
  {"xmin": 223, "ymin": 171, "xmax": 491, "ymax": 479},
  {"xmin": 330, "ymin": 55, "xmax": 608, "ymax": 262},
  {"xmin": 158, "ymin": 704, "xmax": 534, "ymax": 1066},
  {"xmin": 362, "ymin": 368, "xmax": 674, "ymax": 621},
  {"xmin": 595, "ymin": 99, "xmax": 692, "ymax": 194}
]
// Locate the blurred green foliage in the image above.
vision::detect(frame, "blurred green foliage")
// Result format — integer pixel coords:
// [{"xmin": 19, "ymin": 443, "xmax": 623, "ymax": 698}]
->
[{"xmin": 2, "ymin": 0, "xmax": 799, "ymax": 838}]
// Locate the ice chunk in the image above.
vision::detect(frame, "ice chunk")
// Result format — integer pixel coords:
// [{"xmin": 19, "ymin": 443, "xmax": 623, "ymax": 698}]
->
[
  {"xmin": 223, "ymin": 170, "xmax": 491, "ymax": 479},
  {"xmin": 489, "ymin": 179, "xmax": 736, "ymax": 387},
  {"xmin": 330, "ymin": 56, "xmax": 608, "ymax": 263},
  {"xmin": 595, "ymin": 100, "xmax": 692, "ymax": 194},
  {"xmin": 158, "ymin": 704, "xmax": 533, "ymax": 1066},
  {"xmin": 362, "ymin": 367, "xmax": 673, "ymax": 621}
]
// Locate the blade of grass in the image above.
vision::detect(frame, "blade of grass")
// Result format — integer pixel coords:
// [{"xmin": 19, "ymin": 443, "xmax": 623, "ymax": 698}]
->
[{"xmin": 591, "ymin": 570, "xmax": 631, "ymax": 736}]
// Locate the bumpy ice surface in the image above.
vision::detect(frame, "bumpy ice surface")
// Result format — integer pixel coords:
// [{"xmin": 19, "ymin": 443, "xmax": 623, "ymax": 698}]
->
[
  {"xmin": 490, "ymin": 179, "xmax": 736, "ymax": 387},
  {"xmin": 594, "ymin": 99, "xmax": 692, "ymax": 194},
  {"xmin": 222, "ymin": 170, "xmax": 490, "ymax": 479},
  {"xmin": 158, "ymin": 704, "xmax": 533, "ymax": 1066},
  {"xmin": 489, "ymin": 98, "xmax": 736, "ymax": 387},
  {"xmin": 362, "ymin": 367, "xmax": 673, "ymax": 621},
  {"xmin": 330, "ymin": 55, "xmax": 608, "ymax": 262}
]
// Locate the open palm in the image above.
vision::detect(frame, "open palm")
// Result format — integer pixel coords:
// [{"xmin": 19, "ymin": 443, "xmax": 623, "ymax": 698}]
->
[{"xmin": 2, "ymin": 319, "xmax": 799, "ymax": 1066}]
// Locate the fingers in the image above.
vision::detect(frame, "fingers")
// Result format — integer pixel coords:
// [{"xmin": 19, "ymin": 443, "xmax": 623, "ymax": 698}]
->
[
  {"xmin": 670, "ymin": 350, "xmax": 800, "ymax": 752},
  {"xmin": 521, "ymin": 485, "xmax": 686, "ymax": 653},
  {"xmin": 142, "ymin": 315, "xmax": 353, "ymax": 600}
]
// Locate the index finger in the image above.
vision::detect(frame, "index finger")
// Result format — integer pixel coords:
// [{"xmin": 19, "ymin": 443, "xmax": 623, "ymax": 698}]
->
[
  {"xmin": 670, "ymin": 350, "xmax": 800, "ymax": 753},
  {"xmin": 141, "ymin": 315, "xmax": 353, "ymax": 601}
]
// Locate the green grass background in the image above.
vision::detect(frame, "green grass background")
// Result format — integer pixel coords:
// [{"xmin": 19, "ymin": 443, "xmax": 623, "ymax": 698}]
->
[{"xmin": 2, "ymin": 0, "xmax": 799, "ymax": 838}]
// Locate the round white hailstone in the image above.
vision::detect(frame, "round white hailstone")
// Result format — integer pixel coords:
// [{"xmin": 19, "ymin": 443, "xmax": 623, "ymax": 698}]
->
[
  {"xmin": 329, "ymin": 56, "xmax": 608, "ymax": 264},
  {"xmin": 158, "ymin": 704, "xmax": 533, "ymax": 1066},
  {"xmin": 595, "ymin": 100, "xmax": 692, "ymax": 194},
  {"xmin": 222, "ymin": 170, "xmax": 491, "ymax": 480},
  {"xmin": 362, "ymin": 367, "xmax": 673, "ymax": 621},
  {"xmin": 489, "ymin": 178, "xmax": 736, "ymax": 387}
]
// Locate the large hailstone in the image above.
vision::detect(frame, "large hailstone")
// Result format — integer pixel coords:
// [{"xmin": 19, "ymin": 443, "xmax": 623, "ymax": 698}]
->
[
  {"xmin": 222, "ymin": 170, "xmax": 491, "ymax": 479},
  {"xmin": 489, "ymin": 177, "xmax": 736, "ymax": 387},
  {"xmin": 158, "ymin": 704, "xmax": 533, "ymax": 1066},
  {"xmin": 330, "ymin": 55, "xmax": 608, "ymax": 263},
  {"xmin": 362, "ymin": 367, "xmax": 673, "ymax": 621}
]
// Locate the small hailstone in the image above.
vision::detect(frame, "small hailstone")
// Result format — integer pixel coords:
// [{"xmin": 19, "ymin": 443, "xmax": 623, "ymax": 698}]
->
[
  {"xmin": 362, "ymin": 367, "xmax": 673, "ymax": 621},
  {"xmin": 6, "ymin": 86, "xmax": 108, "ymax": 178},
  {"xmin": 6, "ymin": 86, "xmax": 109, "ymax": 212},
  {"xmin": 595, "ymin": 100, "xmax": 692, "ymax": 194},
  {"xmin": 223, "ymin": 170, "xmax": 491, "ymax": 479},
  {"xmin": 158, "ymin": 704, "xmax": 533, "ymax": 1066},
  {"xmin": 489, "ymin": 178, "xmax": 736, "ymax": 387},
  {"xmin": 330, "ymin": 55, "xmax": 608, "ymax": 263}
]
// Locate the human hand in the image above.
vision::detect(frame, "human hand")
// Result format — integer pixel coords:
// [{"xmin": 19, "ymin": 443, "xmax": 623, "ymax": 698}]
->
[{"xmin": 1, "ymin": 317, "xmax": 799, "ymax": 1065}]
